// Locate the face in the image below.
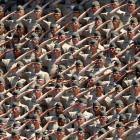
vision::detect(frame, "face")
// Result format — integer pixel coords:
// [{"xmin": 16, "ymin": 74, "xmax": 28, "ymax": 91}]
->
[
  {"xmin": 58, "ymin": 35, "xmax": 66, "ymax": 42},
  {"xmin": 55, "ymin": 131, "xmax": 65, "ymax": 140},
  {"xmin": 130, "ymin": 22, "xmax": 137, "ymax": 28},
  {"xmin": 58, "ymin": 119, "xmax": 65, "ymax": 126},
  {"xmin": 50, "ymin": 27, "xmax": 58, "ymax": 34},
  {"xmin": 77, "ymin": 117, "xmax": 85, "ymax": 125},
  {"xmin": 72, "ymin": 86, "xmax": 80, "ymax": 96},
  {"xmin": 35, "ymin": 28, "xmax": 42, "ymax": 36},
  {"xmin": 116, "ymin": 106, "xmax": 123, "ymax": 113},
  {"xmin": 95, "ymin": 19, "xmax": 102, "ymax": 27},
  {"xmin": 32, "ymin": 119, "xmax": 40, "ymax": 128},
  {"xmin": 16, "ymin": 10, "xmax": 25, "ymax": 17},
  {"xmin": 96, "ymin": 86, "xmax": 104, "ymax": 96},
  {"xmin": 34, "ymin": 10, "xmax": 42, "ymax": 19},
  {"xmin": 92, "ymin": 6, "xmax": 100, "ymax": 13},
  {"xmin": 113, "ymin": 72, "xmax": 121, "ymax": 81},
  {"xmin": 12, "ymin": 106, "xmax": 21, "ymax": 117},
  {"xmin": 73, "ymin": 11, "xmax": 80, "ymax": 17},
  {"xmin": 0, "ymin": 25, "xmax": 4, "ymax": 34},
  {"xmin": 109, "ymin": 47, "xmax": 116, "ymax": 55},
  {"xmin": 135, "ymin": 103, "xmax": 140, "ymax": 110},
  {"xmin": 99, "ymin": 116, "xmax": 107, "ymax": 125},
  {"xmin": 34, "ymin": 63, "xmax": 42, "ymax": 72},
  {"xmin": 0, "ymin": 83, "xmax": 4, "ymax": 92},
  {"xmin": 128, "ymin": 3, "xmax": 136, "ymax": 13},
  {"xmin": 12, "ymin": 135, "xmax": 20, "ymax": 140},
  {"xmin": 111, "ymin": 2, "xmax": 119, "ymax": 9},
  {"xmin": 16, "ymin": 27, "xmax": 24, "ymax": 36},
  {"xmin": 95, "ymin": 59, "xmax": 104, "ymax": 68},
  {"xmin": 0, "ymin": 11, "xmax": 4, "ymax": 19},
  {"xmin": 37, "ymin": 79, "xmax": 45, "ymax": 86},
  {"xmin": 55, "ymin": 106, "xmax": 63, "ymax": 114},
  {"xmin": 35, "ymin": 50, "xmax": 42, "ymax": 57},
  {"xmin": 76, "ymin": 65, "xmax": 83, "ymax": 72},
  {"xmin": 117, "ymin": 127, "xmax": 125, "ymax": 136},
  {"xmin": 72, "ymin": 38, "xmax": 79, "ymax": 45},
  {"xmin": 77, "ymin": 131, "xmax": 85, "ymax": 139},
  {"xmin": 35, "ymin": 89, "xmax": 42, "ymax": 98},
  {"xmin": 54, "ymin": 13, "xmax": 62, "ymax": 20},
  {"xmin": 53, "ymin": 48, "xmax": 61, "ymax": 58},
  {"xmin": 112, "ymin": 19, "xmax": 120, "ymax": 29},
  {"xmin": 90, "ymin": 46, "xmax": 98, "ymax": 54},
  {"xmin": 32, "ymin": 38, "xmax": 39, "ymax": 46},
  {"xmin": 14, "ymin": 49, "xmax": 22, "ymax": 58},
  {"xmin": 133, "ymin": 86, "xmax": 140, "ymax": 96},
  {"xmin": 93, "ymin": 106, "xmax": 100, "ymax": 115},
  {"xmin": 127, "ymin": 31, "xmax": 135, "ymax": 39},
  {"xmin": 71, "ymin": 22, "xmax": 80, "ymax": 31},
  {"xmin": 87, "ymin": 79, "xmax": 94, "ymax": 87}
]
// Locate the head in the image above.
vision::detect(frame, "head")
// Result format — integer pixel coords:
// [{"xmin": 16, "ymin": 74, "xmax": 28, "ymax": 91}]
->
[
  {"xmin": 15, "ymin": 23, "xmax": 24, "ymax": 37},
  {"xmin": 12, "ymin": 34, "xmax": 20, "ymax": 44},
  {"xmin": 129, "ymin": 17, "xmax": 138, "ymax": 28},
  {"xmin": 87, "ymin": 73, "xmax": 95, "ymax": 87},
  {"xmin": 34, "ymin": 61, "xmax": 42, "ymax": 73},
  {"xmin": 11, "ymin": 130, "xmax": 20, "ymax": 140},
  {"xmin": 0, "ymin": 80, "xmax": 5, "ymax": 92},
  {"xmin": 57, "ymin": 115, "xmax": 66, "ymax": 126},
  {"xmin": 108, "ymin": 43, "xmax": 117, "ymax": 55},
  {"xmin": 55, "ymin": 128, "xmax": 65, "ymax": 140},
  {"xmin": 135, "ymin": 97, "xmax": 140, "ymax": 110},
  {"xmin": 89, "ymin": 39, "xmax": 98, "ymax": 53},
  {"xmin": 16, "ymin": 5, "xmax": 25, "ymax": 18},
  {"xmin": 95, "ymin": 81, "xmax": 104, "ymax": 96},
  {"xmin": 91, "ymin": 1, "xmax": 100, "ymax": 13},
  {"xmin": 127, "ymin": 27, "xmax": 135, "ymax": 39},
  {"xmin": 50, "ymin": 23, "xmax": 58, "ymax": 34},
  {"xmin": 0, "ymin": 6, "xmax": 4, "ymax": 19},
  {"xmin": 75, "ymin": 60, "xmax": 83, "ymax": 72},
  {"xmin": 55, "ymin": 102, "xmax": 64, "ymax": 115},
  {"xmin": 92, "ymin": 31, "xmax": 101, "ymax": 42},
  {"xmin": 53, "ymin": 44, "xmax": 62, "ymax": 58},
  {"xmin": 119, "ymin": 114, "xmax": 128, "ymax": 124},
  {"xmin": 34, "ymin": 5, "xmax": 42, "ymax": 19},
  {"xmin": 132, "ymin": 80, "xmax": 140, "ymax": 96},
  {"xmin": 0, "ymin": 22, "xmax": 5, "ymax": 35},
  {"xmin": 72, "ymin": 85, "xmax": 80, "ymax": 96},
  {"xmin": 95, "ymin": 55, "xmax": 104, "ymax": 68},
  {"xmin": 71, "ymin": 17, "xmax": 80, "ymax": 31},
  {"xmin": 32, "ymin": 114, "xmax": 41, "ymax": 128},
  {"xmin": 57, "ymin": 30, "xmax": 66, "ymax": 42},
  {"xmin": 127, "ymin": 0, "xmax": 136, "ymax": 13},
  {"xmin": 115, "ymin": 100, "xmax": 124, "ymax": 113},
  {"xmin": 93, "ymin": 101, "xmax": 101, "ymax": 115},
  {"xmin": 34, "ymin": 85, "xmax": 42, "ymax": 98},
  {"xmin": 112, "ymin": 68, "xmax": 122, "ymax": 81},
  {"xmin": 72, "ymin": 32, "xmax": 80, "ymax": 45},
  {"xmin": 112, "ymin": 15, "xmax": 121, "ymax": 29},
  {"xmin": 116, "ymin": 122, "xmax": 125, "ymax": 137},
  {"xmin": 11, "ymin": 104, "xmax": 21, "ymax": 117},
  {"xmin": 99, "ymin": 111, "xmax": 108, "ymax": 125},
  {"xmin": 54, "ymin": 8, "xmax": 62, "ymax": 20},
  {"xmin": 76, "ymin": 113, "xmax": 86, "ymax": 126},
  {"xmin": 110, "ymin": 0, "xmax": 119, "ymax": 9},
  {"xmin": 34, "ymin": 25, "xmax": 42, "ymax": 36},
  {"xmin": 15, "ymin": 82, "xmax": 23, "ymax": 90},
  {"xmin": 94, "ymin": 16, "xmax": 103, "ymax": 27},
  {"xmin": 73, "ymin": 6, "xmax": 81, "ymax": 17},
  {"xmin": 36, "ymin": 74, "xmax": 45, "ymax": 86},
  {"xmin": 77, "ymin": 127, "xmax": 85, "ymax": 140}
]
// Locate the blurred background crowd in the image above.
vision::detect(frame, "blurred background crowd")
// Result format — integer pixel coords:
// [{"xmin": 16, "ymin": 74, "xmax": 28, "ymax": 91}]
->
[{"xmin": 0, "ymin": 0, "xmax": 140, "ymax": 140}]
